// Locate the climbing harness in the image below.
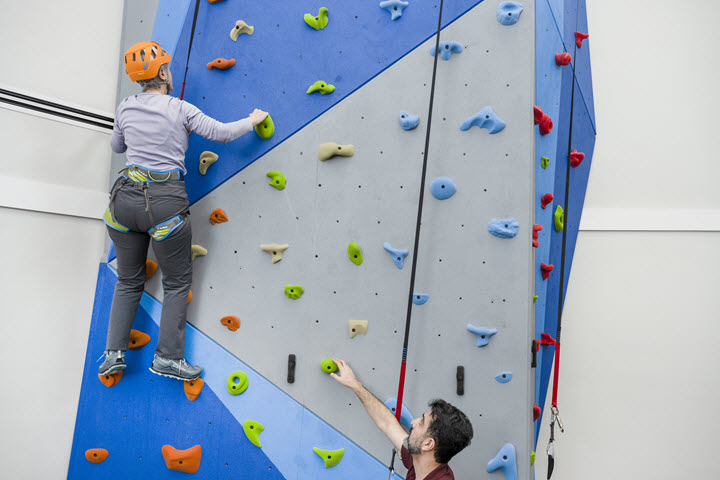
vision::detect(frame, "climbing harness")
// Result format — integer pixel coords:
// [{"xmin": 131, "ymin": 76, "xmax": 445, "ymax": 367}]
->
[
  {"xmin": 180, "ymin": 0, "xmax": 202, "ymax": 100},
  {"xmin": 387, "ymin": 0, "xmax": 445, "ymax": 477}
]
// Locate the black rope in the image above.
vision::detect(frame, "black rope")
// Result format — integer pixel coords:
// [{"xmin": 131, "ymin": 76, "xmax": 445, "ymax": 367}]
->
[{"xmin": 180, "ymin": 0, "xmax": 202, "ymax": 100}]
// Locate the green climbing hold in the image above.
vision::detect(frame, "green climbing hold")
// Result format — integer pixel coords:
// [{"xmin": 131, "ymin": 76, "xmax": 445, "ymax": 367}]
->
[
  {"xmin": 554, "ymin": 205, "xmax": 564, "ymax": 232},
  {"xmin": 243, "ymin": 420, "xmax": 265, "ymax": 448},
  {"xmin": 304, "ymin": 7, "xmax": 329, "ymax": 30},
  {"xmin": 307, "ymin": 80, "xmax": 335, "ymax": 95},
  {"xmin": 226, "ymin": 371, "xmax": 249, "ymax": 396},
  {"xmin": 320, "ymin": 358, "xmax": 338, "ymax": 373},
  {"xmin": 313, "ymin": 447, "xmax": 344, "ymax": 469},
  {"xmin": 541, "ymin": 156, "xmax": 550, "ymax": 169},
  {"xmin": 531, "ymin": 451, "xmax": 536, "ymax": 466},
  {"xmin": 266, "ymin": 171, "xmax": 287, "ymax": 190},
  {"xmin": 285, "ymin": 285, "xmax": 304, "ymax": 299},
  {"xmin": 254, "ymin": 114, "xmax": 275, "ymax": 140},
  {"xmin": 533, "ymin": 295, "xmax": 538, "ymax": 304},
  {"xmin": 347, "ymin": 242, "xmax": 363, "ymax": 265}
]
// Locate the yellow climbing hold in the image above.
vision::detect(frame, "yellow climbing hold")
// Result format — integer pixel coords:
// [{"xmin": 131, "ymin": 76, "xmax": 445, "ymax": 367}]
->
[
  {"xmin": 318, "ymin": 142, "xmax": 354, "ymax": 161},
  {"xmin": 243, "ymin": 420, "xmax": 264, "ymax": 448},
  {"xmin": 230, "ymin": 20, "xmax": 254, "ymax": 41},
  {"xmin": 260, "ymin": 244, "xmax": 289, "ymax": 264},
  {"xmin": 199, "ymin": 151, "xmax": 218, "ymax": 175},
  {"xmin": 304, "ymin": 7, "xmax": 329, "ymax": 30},
  {"xmin": 313, "ymin": 447, "xmax": 344, "ymax": 468},
  {"xmin": 348, "ymin": 320, "xmax": 368, "ymax": 338},
  {"xmin": 191, "ymin": 245, "xmax": 207, "ymax": 261}
]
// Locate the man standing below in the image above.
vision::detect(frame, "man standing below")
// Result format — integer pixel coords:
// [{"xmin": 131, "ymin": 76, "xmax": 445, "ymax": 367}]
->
[{"xmin": 330, "ymin": 359, "xmax": 474, "ymax": 480}]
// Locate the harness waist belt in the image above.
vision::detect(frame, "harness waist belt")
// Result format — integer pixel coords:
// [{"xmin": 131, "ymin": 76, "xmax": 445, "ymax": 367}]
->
[{"xmin": 121, "ymin": 165, "xmax": 184, "ymax": 183}]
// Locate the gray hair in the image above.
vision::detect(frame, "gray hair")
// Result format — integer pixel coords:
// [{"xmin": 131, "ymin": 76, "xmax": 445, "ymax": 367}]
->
[{"xmin": 137, "ymin": 63, "xmax": 170, "ymax": 92}]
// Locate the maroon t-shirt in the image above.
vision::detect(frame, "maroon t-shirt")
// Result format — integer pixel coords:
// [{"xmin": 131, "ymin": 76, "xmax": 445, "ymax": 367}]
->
[{"xmin": 400, "ymin": 445, "xmax": 454, "ymax": 480}]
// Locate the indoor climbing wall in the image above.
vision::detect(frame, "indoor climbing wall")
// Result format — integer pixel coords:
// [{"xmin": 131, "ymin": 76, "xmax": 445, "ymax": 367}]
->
[{"xmin": 70, "ymin": 0, "xmax": 600, "ymax": 478}]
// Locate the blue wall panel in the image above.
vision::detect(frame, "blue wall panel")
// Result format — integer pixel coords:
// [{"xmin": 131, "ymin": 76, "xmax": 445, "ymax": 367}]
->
[{"xmin": 573, "ymin": 0, "xmax": 596, "ymax": 131}]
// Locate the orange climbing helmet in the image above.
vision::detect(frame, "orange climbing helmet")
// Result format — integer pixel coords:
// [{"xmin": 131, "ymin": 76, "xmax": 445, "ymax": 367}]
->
[{"xmin": 124, "ymin": 41, "xmax": 171, "ymax": 82}]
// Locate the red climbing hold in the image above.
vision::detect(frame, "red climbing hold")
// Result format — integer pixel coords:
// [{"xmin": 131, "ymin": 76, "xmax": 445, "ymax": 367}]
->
[
  {"xmin": 540, "ymin": 263, "xmax": 554, "ymax": 280},
  {"xmin": 533, "ymin": 106, "xmax": 543, "ymax": 125},
  {"xmin": 569, "ymin": 149, "xmax": 585, "ymax": 168},
  {"xmin": 555, "ymin": 52, "xmax": 571, "ymax": 66},
  {"xmin": 533, "ymin": 404, "xmax": 541, "ymax": 421},
  {"xmin": 575, "ymin": 31, "xmax": 589, "ymax": 48},
  {"xmin": 539, "ymin": 114, "xmax": 553, "ymax": 135},
  {"xmin": 541, "ymin": 193, "xmax": 554, "ymax": 209},
  {"xmin": 532, "ymin": 224, "xmax": 543, "ymax": 248}
]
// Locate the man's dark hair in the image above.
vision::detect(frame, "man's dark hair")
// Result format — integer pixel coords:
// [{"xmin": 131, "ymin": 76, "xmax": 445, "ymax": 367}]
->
[{"xmin": 426, "ymin": 399, "xmax": 474, "ymax": 464}]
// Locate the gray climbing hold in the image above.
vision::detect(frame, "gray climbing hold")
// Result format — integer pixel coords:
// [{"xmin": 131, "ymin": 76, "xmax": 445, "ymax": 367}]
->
[
  {"xmin": 199, "ymin": 151, "xmax": 218, "ymax": 175},
  {"xmin": 460, "ymin": 107, "xmax": 506, "ymax": 134},
  {"xmin": 384, "ymin": 398, "xmax": 414, "ymax": 430},
  {"xmin": 430, "ymin": 177, "xmax": 456, "ymax": 200},
  {"xmin": 430, "ymin": 41, "xmax": 463, "ymax": 60},
  {"xmin": 383, "ymin": 243, "xmax": 408, "ymax": 269},
  {"xmin": 412, "ymin": 293, "xmax": 428, "ymax": 305},
  {"xmin": 497, "ymin": 2, "xmax": 523, "ymax": 26},
  {"xmin": 398, "ymin": 111, "xmax": 419, "ymax": 130},
  {"xmin": 488, "ymin": 218, "xmax": 519, "ymax": 239},
  {"xmin": 379, "ymin": 0, "xmax": 409, "ymax": 20},
  {"xmin": 466, "ymin": 325, "xmax": 498, "ymax": 347},
  {"xmin": 495, "ymin": 372, "xmax": 513, "ymax": 383}
]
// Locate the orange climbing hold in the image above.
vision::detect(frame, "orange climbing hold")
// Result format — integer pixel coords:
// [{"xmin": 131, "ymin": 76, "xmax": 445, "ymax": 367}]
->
[
  {"xmin": 208, "ymin": 0, "xmax": 225, "ymax": 3},
  {"xmin": 188, "ymin": 290, "xmax": 193, "ymax": 304},
  {"xmin": 146, "ymin": 259, "xmax": 158, "ymax": 280},
  {"xmin": 220, "ymin": 315, "xmax": 240, "ymax": 332},
  {"xmin": 162, "ymin": 444, "xmax": 202, "ymax": 474},
  {"xmin": 184, "ymin": 378, "xmax": 205, "ymax": 401},
  {"xmin": 85, "ymin": 448, "xmax": 109, "ymax": 463},
  {"xmin": 128, "ymin": 329, "xmax": 151, "ymax": 349},
  {"xmin": 209, "ymin": 208, "xmax": 228, "ymax": 225},
  {"xmin": 98, "ymin": 371, "xmax": 123, "ymax": 388},
  {"xmin": 207, "ymin": 58, "xmax": 236, "ymax": 70}
]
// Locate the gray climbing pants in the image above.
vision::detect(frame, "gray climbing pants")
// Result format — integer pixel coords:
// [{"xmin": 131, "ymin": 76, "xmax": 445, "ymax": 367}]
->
[{"xmin": 105, "ymin": 176, "xmax": 192, "ymax": 359}]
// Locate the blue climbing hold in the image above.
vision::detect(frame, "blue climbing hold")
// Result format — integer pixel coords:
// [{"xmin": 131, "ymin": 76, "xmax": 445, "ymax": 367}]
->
[
  {"xmin": 487, "ymin": 443, "xmax": 518, "ymax": 480},
  {"xmin": 495, "ymin": 372, "xmax": 513, "ymax": 384},
  {"xmin": 412, "ymin": 294, "xmax": 429, "ymax": 305},
  {"xmin": 430, "ymin": 177, "xmax": 456, "ymax": 200},
  {"xmin": 488, "ymin": 218, "xmax": 519, "ymax": 239},
  {"xmin": 383, "ymin": 243, "xmax": 408, "ymax": 269},
  {"xmin": 398, "ymin": 111, "xmax": 419, "ymax": 131},
  {"xmin": 430, "ymin": 41, "xmax": 463, "ymax": 60},
  {"xmin": 460, "ymin": 107, "xmax": 506, "ymax": 134},
  {"xmin": 497, "ymin": 2, "xmax": 523, "ymax": 26},
  {"xmin": 466, "ymin": 325, "xmax": 498, "ymax": 347},
  {"xmin": 379, "ymin": 0, "xmax": 408, "ymax": 20},
  {"xmin": 384, "ymin": 398, "xmax": 414, "ymax": 430}
]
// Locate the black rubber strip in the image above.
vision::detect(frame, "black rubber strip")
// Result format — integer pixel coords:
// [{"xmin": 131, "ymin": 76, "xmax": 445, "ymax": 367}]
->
[
  {"xmin": 0, "ymin": 94, "xmax": 113, "ymax": 130},
  {"xmin": 0, "ymin": 88, "xmax": 114, "ymax": 123}
]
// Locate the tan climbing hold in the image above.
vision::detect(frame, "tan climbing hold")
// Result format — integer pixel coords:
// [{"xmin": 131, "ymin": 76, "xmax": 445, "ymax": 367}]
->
[
  {"xmin": 85, "ymin": 448, "xmax": 109, "ymax": 463},
  {"xmin": 128, "ymin": 329, "xmax": 150, "ymax": 349},
  {"xmin": 318, "ymin": 142, "xmax": 354, "ymax": 161},
  {"xmin": 260, "ymin": 244, "xmax": 289, "ymax": 264},
  {"xmin": 348, "ymin": 320, "xmax": 368, "ymax": 338},
  {"xmin": 99, "ymin": 371, "xmax": 123, "ymax": 388},
  {"xmin": 230, "ymin": 20, "xmax": 254, "ymax": 41},
  {"xmin": 184, "ymin": 378, "xmax": 204, "ymax": 401},
  {"xmin": 191, "ymin": 245, "xmax": 207, "ymax": 261},
  {"xmin": 161, "ymin": 444, "xmax": 202, "ymax": 474},
  {"xmin": 210, "ymin": 208, "xmax": 228, "ymax": 225},
  {"xmin": 188, "ymin": 290, "xmax": 193, "ymax": 304},
  {"xmin": 199, "ymin": 151, "xmax": 218, "ymax": 175},
  {"xmin": 221, "ymin": 315, "xmax": 240, "ymax": 331},
  {"xmin": 146, "ymin": 259, "xmax": 158, "ymax": 280}
]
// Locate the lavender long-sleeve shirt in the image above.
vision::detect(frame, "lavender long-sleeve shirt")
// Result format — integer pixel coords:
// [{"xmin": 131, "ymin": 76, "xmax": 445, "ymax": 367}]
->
[{"xmin": 111, "ymin": 93, "xmax": 253, "ymax": 174}]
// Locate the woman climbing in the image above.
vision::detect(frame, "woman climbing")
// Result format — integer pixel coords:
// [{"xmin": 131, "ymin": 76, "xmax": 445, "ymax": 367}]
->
[{"xmin": 99, "ymin": 41, "xmax": 268, "ymax": 380}]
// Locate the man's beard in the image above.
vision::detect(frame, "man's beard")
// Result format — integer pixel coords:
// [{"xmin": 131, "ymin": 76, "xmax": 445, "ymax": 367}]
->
[{"xmin": 403, "ymin": 430, "xmax": 422, "ymax": 455}]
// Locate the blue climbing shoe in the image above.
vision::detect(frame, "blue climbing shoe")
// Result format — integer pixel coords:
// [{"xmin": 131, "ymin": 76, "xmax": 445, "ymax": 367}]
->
[
  {"xmin": 98, "ymin": 350, "xmax": 126, "ymax": 376},
  {"xmin": 150, "ymin": 355, "xmax": 202, "ymax": 381}
]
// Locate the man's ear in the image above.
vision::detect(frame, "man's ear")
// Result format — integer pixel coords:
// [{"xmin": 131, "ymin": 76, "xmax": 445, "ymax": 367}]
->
[
  {"xmin": 158, "ymin": 67, "xmax": 167, "ymax": 81},
  {"xmin": 422, "ymin": 436, "xmax": 435, "ymax": 452}
]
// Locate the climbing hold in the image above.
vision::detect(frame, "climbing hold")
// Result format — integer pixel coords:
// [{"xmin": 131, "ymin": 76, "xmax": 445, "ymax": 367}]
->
[
  {"xmin": 460, "ymin": 107, "xmax": 506, "ymax": 134},
  {"xmin": 230, "ymin": 20, "xmax": 254, "ymax": 41},
  {"xmin": 145, "ymin": 259, "xmax": 158, "ymax": 280},
  {"xmin": 220, "ymin": 315, "xmax": 240, "ymax": 332},
  {"xmin": 98, "ymin": 371, "xmax": 123, "ymax": 388},
  {"xmin": 497, "ymin": 1, "xmax": 523, "ymax": 25},
  {"xmin": 208, "ymin": 0, "xmax": 225, "ymax": 3},
  {"xmin": 531, "ymin": 451, "xmax": 536, "ymax": 466},
  {"xmin": 541, "ymin": 156, "xmax": 550, "ymax": 169},
  {"xmin": 321, "ymin": 358, "xmax": 338, "ymax": 373},
  {"xmin": 85, "ymin": 448, "xmax": 109, "ymax": 463},
  {"xmin": 495, "ymin": 372, "xmax": 513, "ymax": 384},
  {"xmin": 541, "ymin": 193, "xmax": 553, "ymax": 209},
  {"xmin": 398, "ymin": 111, "xmax": 419, "ymax": 130},
  {"xmin": 284, "ymin": 285, "xmax": 304, "ymax": 300},
  {"xmin": 226, "ymin": 371, "xmax": 249, "ymax": 395},
  {"xmin": 255, "ymin": 114, "xmax": 275, "ymax": 140},
  {"xmin": 128, "ymin": 329, "xmax": 150, "ymax": 349},
  {"xmin": 306, "ymin": 80, "xmax": 335, "ymax": 95},
  {"xmin": 412, "ymin": 293, "xmax": 429, "ymax": 305},
  {"xmin": 532, "ymin": 224, "xmax": 542, "ymax": 248},
  {"xmin": 317, "ymin": 142, "xmax": 354, "ymax": 161},
  {"xmin": 456, "ymin": 366, "xmax": 465, "ymax": 395},
  {"xmin": 488, "ymin": 218, "xmax": 519, "ymax": 239},
  {"xmin": 379, "ymin": 0, "xmax": 409, "ymax": 20},
  {"xmin": 554, "ymin": 205, "xmax": 564, "ymax": 232},
  {"xmin": 487, "ymin": 443, "xmax": 517, "ymax": 480},
  {"xmin": 383, "ymin": 243, "xmax": 408, "ymax": 269},
  {"xmin": 199, "ymin": 151, "xmax": 218, "ymax": 175},
  {"xmin": 569, "ymin": 149, "xmax": 585, "ymax": 168},
  {"xmin": 260, "ymin": 244, "xmax": 289, "ymax": 264},
  {"xmin": 191, "ymin": 245, "xmax": 207, "ymax": 261},
  {"xmin": 209, "ymin": 208, "xmax": 228, "ymax": 225},
  {"xmin": 243, "ymin": 420, "xmax": 265, "ymax": 448},
  {"xmin": 555, "ymin": 52, "xmax": 572, "ymax": 66},
  {"xmin": 540, "ymin": 262, "xmax": 554, "ymax": 280},
  {"xmin": 304, "ymin": 7, "xmax": 329, "ymax": 30},
  {"xmin": 161, "ymin": 444, "xmax": 201, "ymax": 474},
  {"xmin": 532, "ymin": 295, "xmax": 538, "ymax": 304},
  {"xmin": 184, "ymin": 378, "xmax": 204, "ymax": 401},
  {"xmin": 348, "ymin": 242, "xmax": 363, "ymax": 265},
  {"xmin": 533, "ymin": 106, "xmax": 543, "ymax": 125},
  {"xmin": 287, "ymin": 354, "xmax": 296, "ymax": 384},
  {"xmin": 575, "ymin": 31, "xmax": 589, "ymax": 48},
  {"xmin": 538, "ymin": 113, "xmax": 553, "ymax": 135},
  {"xmin": 533, "ymin": 403, "xmax": 541, "ymax": 421},
  {"xmin": 207, "ymin": 58, "xmax": 235, "ymax": 70},
  {"xmin": 430, "ymin": 41, "xmax": 463, "ymax": 60},
  {"xmin": 266, "ymin": 171, "xmax": 287, "ymax": 190},
  {"xmin": 188, "ymin": 290, "xmax": 192, "ymax": 304},
  {"xmin": 384, "ymin": 398, "xmax": 414, "ymax": 430},
  {"xmin": 430, "ymin": 177, "xmax": 457, "ymax": 200},
  {"xmin": 466, "ymin": 325, "xmax": 498, "ymax": 347},
  {"xmin": 348, "ymin": 320, "xmax": 368, "ymax": 338},
  {"xmin": 313, "ymin": 447, "xmax": 344, "ymax": 469}
]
